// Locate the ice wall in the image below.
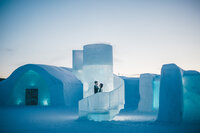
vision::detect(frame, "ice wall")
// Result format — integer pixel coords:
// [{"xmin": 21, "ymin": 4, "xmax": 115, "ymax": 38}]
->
[
  {"xmin": 82, "ymin": 44, "xmax": 113, "ymax": 98},
  {"xmin": 157, "ymin": 64, "xmax": 183, "ymax": 123},
  {"xmin": 138, "ymin": 74, "xmax": 157, "ymax": 112},
  {"xmin": 183, "ymin": 70, "xmax": 200, "ymax": 122}
]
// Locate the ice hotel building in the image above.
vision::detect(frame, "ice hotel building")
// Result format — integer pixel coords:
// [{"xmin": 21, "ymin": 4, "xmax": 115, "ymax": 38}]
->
[{"xmin": 0, "ymin": 43, "xmax": 200, "ymax": 122}]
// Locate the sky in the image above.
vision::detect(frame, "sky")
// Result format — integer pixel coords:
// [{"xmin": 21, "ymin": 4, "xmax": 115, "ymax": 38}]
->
[{"xmin": 0, "ymin": 0, "xmax": 200, "ymax": 78}]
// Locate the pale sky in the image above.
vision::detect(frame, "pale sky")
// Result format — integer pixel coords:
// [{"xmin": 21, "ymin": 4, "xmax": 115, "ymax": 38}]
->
[{"xmin": 0, "ymin": 0, "xmax": 200, "ymax": 78}]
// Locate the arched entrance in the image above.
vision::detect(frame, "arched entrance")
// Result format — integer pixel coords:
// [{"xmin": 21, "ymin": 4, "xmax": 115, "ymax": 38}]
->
[{"xmin": 10, "ymin": 70, "xmax": 50, "ymax": 106}]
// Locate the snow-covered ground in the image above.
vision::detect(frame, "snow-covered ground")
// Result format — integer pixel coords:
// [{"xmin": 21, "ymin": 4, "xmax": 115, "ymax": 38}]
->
[{"xmin": 1, "ymin": 107, "xmax": 200, "ymax": 133}]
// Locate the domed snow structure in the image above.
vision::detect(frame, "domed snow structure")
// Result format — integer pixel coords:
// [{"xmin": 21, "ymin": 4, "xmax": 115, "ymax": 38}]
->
[{"xmin": 0, "ymin": 64, "xmax": 83, "ymax": 109}]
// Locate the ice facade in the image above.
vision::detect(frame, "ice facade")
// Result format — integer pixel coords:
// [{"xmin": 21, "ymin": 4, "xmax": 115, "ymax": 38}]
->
[
  {"xmin": 182, "ymin": 71, "xmax": 200, "ymax": 121},
  {"xmin": 11, "ymin": 70, "xmax": 50, "ymax": 106},
  {"xmin": 157, "ymin": 64, "xmax": 183, "ymax": 122},
  {"xmin": 138, "ymin": 74, "xmax": 160, "ymax": 112},
  {"xmin": 73, "ymin": 44, "xmax": 125, "ymax": 121}
]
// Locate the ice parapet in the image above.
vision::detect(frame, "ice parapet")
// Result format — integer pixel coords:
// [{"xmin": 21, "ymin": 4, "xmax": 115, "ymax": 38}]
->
[{"xmin": 79, "ymin": 75, "xmax": 124, "ymax": 121}]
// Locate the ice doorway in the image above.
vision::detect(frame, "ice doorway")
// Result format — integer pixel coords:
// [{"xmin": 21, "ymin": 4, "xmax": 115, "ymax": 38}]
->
[{"xmin": 25, "ymin": 88, "xmax": 38, "ymax": 105}]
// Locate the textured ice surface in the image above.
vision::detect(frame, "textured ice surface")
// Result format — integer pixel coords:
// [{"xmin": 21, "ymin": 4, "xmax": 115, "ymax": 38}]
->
[
  {"xmin": 157, "ymin": 64, "xmax": 183, "ymax": 122},
  {"xmin": 183, "ymin": 70, "xmax": 200, "ymax": 122}
]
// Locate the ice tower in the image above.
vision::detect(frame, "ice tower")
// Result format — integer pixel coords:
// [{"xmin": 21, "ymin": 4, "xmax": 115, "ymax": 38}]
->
[
  {"xmin": 73, "ymin": 43, "xmax": 125, "ymax": 121},
  {"xmin": 72, "ymin": 50, "xmax": 83, "ymax": 81},
  {"xmin": 82, "ymin": 44, "xmax": 113, "ymax": 98}
]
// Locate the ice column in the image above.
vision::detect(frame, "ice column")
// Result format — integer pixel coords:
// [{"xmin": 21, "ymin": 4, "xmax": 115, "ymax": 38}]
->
[
  {"xmin": 157, "ymin": 64, "xmax": 183, "ymax": 123},
  {"xmin": 82, "ymin": 44, "xmax": 113, "ymax": 98}
]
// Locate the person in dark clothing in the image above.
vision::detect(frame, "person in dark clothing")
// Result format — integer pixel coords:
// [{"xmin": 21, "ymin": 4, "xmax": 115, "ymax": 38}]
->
[
  {"xmin": 99, "ymin": 83, "xmax": 103, "ymax": 92},
  {"xmin": 94, "ymin": 81, "xmax": 99, "ymax": 94}
]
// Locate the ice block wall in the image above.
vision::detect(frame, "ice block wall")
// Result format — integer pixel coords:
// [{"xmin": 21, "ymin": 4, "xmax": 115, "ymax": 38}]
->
[
  {"xmin": 182, "ymin": 71, "xmax": 200, "ymax": 122},
  {"xmin": 157, "ymin": 64, "xmax": 183, "ymax": 123},
  {"xmin": 72, "ymin": 50, "xmax": 83, "ymax": 80},
  {"xmin": 138, "ymin": 73, "xmax": 156, "ymax": 112},
  {"xmin": 82, "ymin": 44, "xmax": 113, "ymax": 98}
]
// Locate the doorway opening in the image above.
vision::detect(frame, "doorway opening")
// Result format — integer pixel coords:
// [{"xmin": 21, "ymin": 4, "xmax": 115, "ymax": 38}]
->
[{"xmin": 25, "ymin": 88, "xmax": 38, "ymax": 105}]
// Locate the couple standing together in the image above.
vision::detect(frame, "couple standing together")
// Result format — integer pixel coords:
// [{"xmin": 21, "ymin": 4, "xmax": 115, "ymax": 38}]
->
[{"xmin": 94, "ymin": 81, "xmax": 103, "ymax": 94}]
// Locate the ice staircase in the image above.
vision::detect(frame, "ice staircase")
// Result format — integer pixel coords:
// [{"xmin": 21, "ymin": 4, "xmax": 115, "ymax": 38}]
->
[{"xmin": 79, "ymin": 75, "xmax": 125, "ymax": 121}]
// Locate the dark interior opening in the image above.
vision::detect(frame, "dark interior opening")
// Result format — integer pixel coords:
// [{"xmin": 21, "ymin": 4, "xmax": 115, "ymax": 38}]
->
[{"xmin": 25, "ymin": 88, "xmax": 38, "ymax": 105}]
